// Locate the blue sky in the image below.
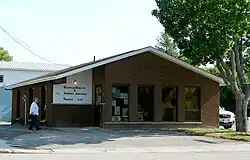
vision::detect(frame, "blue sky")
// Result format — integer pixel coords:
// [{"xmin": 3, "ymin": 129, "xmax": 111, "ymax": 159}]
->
[{"xmin": 0, "ymin": 0, "xmax": 163, "ymax": 65}]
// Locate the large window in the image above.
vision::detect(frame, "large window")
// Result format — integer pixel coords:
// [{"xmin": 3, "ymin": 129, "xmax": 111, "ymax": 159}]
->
[
  {"xmin": 0, "ymin": 75, "xmax": 3, "ymax": 83},
  {"xmin": 112, "ymin": 85, "xmax": 129, "ymax": 122},
  {"xmin": 162, "ymin": 86, "xmax": 178, "ymax": 121},
  {"xmin": 184, "ymin": 87, "xmax": 201, "ymax": 122},
  {"xmin": 137, "ymin": 85, "xmax": 154, "ymax": 121}
]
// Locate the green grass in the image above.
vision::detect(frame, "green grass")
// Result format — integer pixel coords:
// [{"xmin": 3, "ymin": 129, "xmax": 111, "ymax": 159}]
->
[
  {"xmin": 166, "ymin": 128, "xmax": 250, "ymax": 142},
  {"xmin": 207, "ymin": 132, "xmax": 250, "ymax": 142},
  {"xmin": 167, "ymin": 128, "xmax": 234, "ymax": 136}
]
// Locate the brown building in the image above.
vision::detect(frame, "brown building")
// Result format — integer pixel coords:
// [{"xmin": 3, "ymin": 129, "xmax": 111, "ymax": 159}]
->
[{"xmin": 8, "ymin": 46, "xmax": 224, "ymax": 128}]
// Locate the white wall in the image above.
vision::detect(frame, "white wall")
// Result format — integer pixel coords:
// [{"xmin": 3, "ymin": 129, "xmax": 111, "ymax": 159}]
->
[
  {"xmin": 0, "ymin": 88, "xmax": 12, "ymax": 121},
  {"xmin": 53, "ymin": 70, "xmax": 93, "ymax": 105},
  {"xmin": 0, "ymin": 69, "xmax": 52, "ymax": 121},
  {"xmin": 0, "ymin": 69, "xmax": 51, "ymax": 86}
]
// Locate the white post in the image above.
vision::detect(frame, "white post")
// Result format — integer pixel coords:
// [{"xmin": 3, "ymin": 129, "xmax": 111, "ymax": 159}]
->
[
  {"xmin": 24, "ymin": 100, "xmax": 27, "ymax": 126},
  {"xmin": 22, "ymin": 95, "xmax": 27, "ymax": 126}
]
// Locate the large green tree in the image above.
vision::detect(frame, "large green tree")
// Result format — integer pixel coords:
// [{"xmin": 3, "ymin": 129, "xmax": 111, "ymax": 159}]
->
[
  {"xmin": 152, "ymin": 0, "xmax": 250, "ymax": 131},
  {"xmin": 0, "ymin": 47, "xmax": 13, "ymax": 61}
]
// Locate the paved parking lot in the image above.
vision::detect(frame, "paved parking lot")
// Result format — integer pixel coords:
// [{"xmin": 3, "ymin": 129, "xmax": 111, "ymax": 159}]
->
[
  {"xmin": 0, "ymin": 126, "xmax": 247, "ymax": 150},
  {"xmin": 0, "ymin": 122, "xmax": 250, "ymax": 154}
]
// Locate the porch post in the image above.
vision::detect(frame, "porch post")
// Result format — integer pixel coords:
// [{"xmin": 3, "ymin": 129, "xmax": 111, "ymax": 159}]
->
[
  {"xmin": 178, "ymin": 85, "xmax": 185, "ymax": 122},
  {"xmin": 104, "ymin": 82, "xmax": 112, "ymax": 122},
  {"xmin": 129, "ymin": 83, "xmax": 137, "ymax": 121},
  {"xmin": 154, "ymin": 84, "xmax": 162, "ymax": 122}
]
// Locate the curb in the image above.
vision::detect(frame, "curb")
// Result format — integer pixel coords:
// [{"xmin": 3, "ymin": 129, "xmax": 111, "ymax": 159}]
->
[
  {"xmin": 2, "ymin": 144, "xmax": 250, "ymax": 154},
  {"xmin": 54, "ymin": 145, "xmax": 250, "ymax": 154},
  {"xmin": 0, "ymin": 148, "xmax": 54, "ymax": 154}
]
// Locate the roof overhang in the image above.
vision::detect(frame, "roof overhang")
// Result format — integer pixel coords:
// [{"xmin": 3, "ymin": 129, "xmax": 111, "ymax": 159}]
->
[{"xmin": 6, "ymin": 46, "xmax": 225, "ymax": 89}]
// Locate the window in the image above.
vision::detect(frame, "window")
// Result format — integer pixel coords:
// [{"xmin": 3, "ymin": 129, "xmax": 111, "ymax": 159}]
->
[
  {"xmin": 0, "ymin": 75, "xmax": 3, "ymax": 83},
  {"xmin": 112, "ymin": 85, "xmax": 129, "ymax": 122},
  {"xmin": 137, "ymin": 85, "xmax": 154, "ymax": 121},
  {"xmin": 95, "ymin": 85, "xmax": 104, "ymax": 104},
  {"xmin": 162, "ymin": 86, "xmax": 178, "ymax": 121},
  {"xmin": 184, "ymin": 87, "xmax": 201, "ymax": 122}
]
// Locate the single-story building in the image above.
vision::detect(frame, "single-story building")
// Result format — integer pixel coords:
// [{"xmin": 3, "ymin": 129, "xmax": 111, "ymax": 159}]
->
[{"xmin": 7, "ymin": 46, "xmax": 224, "ymax": 128}]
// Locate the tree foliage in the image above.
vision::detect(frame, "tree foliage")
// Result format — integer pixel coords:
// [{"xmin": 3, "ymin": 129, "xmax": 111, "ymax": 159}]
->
[
  {"xmin": 0, "ymin": 47, "xmax": 13, "ymax": 61},
  {"xmin": 152, "ymin": 0, "xmax": 250, "ymax": 131},
  {"xmin": 155, "ymin": 32, "xmax": 179, "ymax": 57},
  {"xmin": 155, "ymin": 32, "xmax": 193, "ymax": 64}
]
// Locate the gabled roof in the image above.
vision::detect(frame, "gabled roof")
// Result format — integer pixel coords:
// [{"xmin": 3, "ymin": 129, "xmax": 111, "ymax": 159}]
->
[
  {"xmin": 7, "ymin": 46, "xmax": 224, "ymax": 89},
  {"xmin": 0, "ymin": 61, "xmax": 69, "ymax": 72}
]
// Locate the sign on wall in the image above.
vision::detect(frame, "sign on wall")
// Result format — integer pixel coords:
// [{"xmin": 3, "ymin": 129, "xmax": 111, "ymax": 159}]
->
[{"xmin": 53, "ymin": 84, "xmax": 92, "ymax": 104}]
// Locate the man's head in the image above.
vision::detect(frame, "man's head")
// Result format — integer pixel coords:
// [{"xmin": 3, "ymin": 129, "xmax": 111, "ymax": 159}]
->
[{"xmin": 34, "ymin": 97, "xmax": 39, "ymax": 103}]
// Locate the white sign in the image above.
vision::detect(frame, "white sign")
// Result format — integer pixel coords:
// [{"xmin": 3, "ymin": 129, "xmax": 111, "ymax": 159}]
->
[{"xmin": 53, "ymin": 84, "xmax": 92, "ymax": 104}]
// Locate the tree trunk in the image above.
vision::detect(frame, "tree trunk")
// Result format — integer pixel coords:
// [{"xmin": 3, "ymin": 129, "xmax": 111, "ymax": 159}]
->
[{"xmin": 235, "ymin": 94, "xmax": 248, "ymax": 132}]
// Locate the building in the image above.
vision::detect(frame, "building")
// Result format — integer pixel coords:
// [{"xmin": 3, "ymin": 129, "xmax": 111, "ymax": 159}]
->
[
  {"xmin": 8, "ymin": 46, "xmax": 224, "ymax": 128},
  {"xmin": 0, "ymin": 61, "xmax": 69, "ymax": 121}
]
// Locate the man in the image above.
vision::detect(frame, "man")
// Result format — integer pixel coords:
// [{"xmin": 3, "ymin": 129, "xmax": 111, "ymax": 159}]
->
[{"xmin": 28, "ymin": 97, "xmax": 41, "ymax": 131}]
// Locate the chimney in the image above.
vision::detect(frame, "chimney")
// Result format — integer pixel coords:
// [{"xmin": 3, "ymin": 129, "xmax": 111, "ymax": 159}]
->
[{"xmin": 93, "ymin": 56, "xmax": 96, "ymax": 61}]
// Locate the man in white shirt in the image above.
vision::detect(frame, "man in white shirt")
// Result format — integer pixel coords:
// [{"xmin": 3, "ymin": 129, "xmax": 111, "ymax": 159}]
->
[{"xmin": 28, "ymin": 97, "xmax": 41, "ymax": 131}]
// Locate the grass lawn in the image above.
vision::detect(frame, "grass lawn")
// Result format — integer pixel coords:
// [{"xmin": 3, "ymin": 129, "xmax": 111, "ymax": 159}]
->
[{"xmin": 166, "ymin": 128, "xmax": 250, "ymax": 142}]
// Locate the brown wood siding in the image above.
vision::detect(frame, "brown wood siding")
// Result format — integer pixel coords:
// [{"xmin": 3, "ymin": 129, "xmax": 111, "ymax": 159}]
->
[
  {"xmin": 12, "ymin": 81, "xmax": 54, "ymax": 125},
  {"xmin": 51, "ymin": 104, "xmax": 93, "ymax": 127}
]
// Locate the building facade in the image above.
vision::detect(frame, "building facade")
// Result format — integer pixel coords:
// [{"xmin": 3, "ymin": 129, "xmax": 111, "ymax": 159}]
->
[
  {"xmin": 8, "ymin": 47, "xmax": 224, "ymax": 128},
  {"xmin": 0, "ymin": 61, "xmax": 69, "ymax": 121}
]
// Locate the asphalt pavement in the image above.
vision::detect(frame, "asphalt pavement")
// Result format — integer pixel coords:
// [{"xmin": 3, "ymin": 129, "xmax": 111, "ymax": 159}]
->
[
  {"xmin": 1, "ymin": 126, "xmax": 246, "ymax": 150},
  {"xmin": 1, "ymin": 123, "xmax": 250, "ymax": 155}
]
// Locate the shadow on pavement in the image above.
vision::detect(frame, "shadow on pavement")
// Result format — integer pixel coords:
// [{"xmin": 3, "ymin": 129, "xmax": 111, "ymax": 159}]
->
[
  {"xmin": 0, "ymin": 123, "xmax": 240, "ymax": 150},
  {"xmin": 193, "ymin": 139, "xmax": 220, "ymax": 144}
]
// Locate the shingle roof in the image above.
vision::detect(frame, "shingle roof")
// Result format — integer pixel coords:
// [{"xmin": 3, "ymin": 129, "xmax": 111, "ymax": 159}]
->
[
  {"xmin": 6, "ymin": 47, "xmax": 142, "ymax": 86},
  {"xmin": 0, "ymin": 61, "xmax": 70, "ymax": 72},
  {"xmin": 7, "ymin": 46, "xmax": 225, "ymax": 89}
]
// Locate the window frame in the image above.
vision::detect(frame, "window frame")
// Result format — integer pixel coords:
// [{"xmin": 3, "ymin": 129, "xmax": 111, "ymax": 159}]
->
[
  {"xmin": 111, "ymin": 84, "xmax": 130, "ymax": 122},
  {"xmin": 0, "ymin": 75, "xmax": 3, "ymax": 83},
  {"xmin": 161, "ymin": 85, "xmax": 178, "ymax": 122},
  {"xmin": 184, "ymin": 86, "xmax": 201, "ymax": 122}
]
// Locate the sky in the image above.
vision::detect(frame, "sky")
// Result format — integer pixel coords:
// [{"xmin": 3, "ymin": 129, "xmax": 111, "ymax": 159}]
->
[{"xmin": 0, "ymin": 0, "xmax": 163, "ymax": 66}]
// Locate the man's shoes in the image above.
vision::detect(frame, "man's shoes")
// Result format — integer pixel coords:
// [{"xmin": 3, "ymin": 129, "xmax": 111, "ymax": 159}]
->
[
  {"xmin": 36, "ymin": 128, "xmax": 41, "ymax": 131},
  {"xmin": 28, "ymin": 128, "xmax": 33, "ymax": 131}
]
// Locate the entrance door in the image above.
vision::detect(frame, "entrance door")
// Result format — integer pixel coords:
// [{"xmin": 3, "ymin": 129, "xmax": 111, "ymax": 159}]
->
[
  {"xmin": 137, "ymin": 85, "xmax": 154, "ymax": 121},
  {"xmin": 94, "ymin": 85, "xmax": 103, "ymax": 126},
  {"xmin": 40, "ymin": 85, "xmax": 47, "ymax": 121}
]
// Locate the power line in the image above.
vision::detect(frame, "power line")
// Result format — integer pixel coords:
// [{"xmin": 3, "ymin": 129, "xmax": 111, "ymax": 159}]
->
[{"xmin": 0, "ymin": 25, "xmax": 54, "ymax": 63}]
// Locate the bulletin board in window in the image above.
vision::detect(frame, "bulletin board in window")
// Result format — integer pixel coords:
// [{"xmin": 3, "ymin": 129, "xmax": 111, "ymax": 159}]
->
[{"xmin": 112, "ymin": 85, "xmax": 129, "ymax": 122}]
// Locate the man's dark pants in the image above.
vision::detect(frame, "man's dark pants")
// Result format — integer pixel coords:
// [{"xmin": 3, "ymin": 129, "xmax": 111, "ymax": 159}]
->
[{"xmin": 28, "ymin": 115, "xmax": 40, "ymax": 130}]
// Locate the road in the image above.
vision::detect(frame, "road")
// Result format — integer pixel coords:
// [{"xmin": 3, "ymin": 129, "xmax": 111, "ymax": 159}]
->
[{"xmin": 1, "ymin": 152, "xmax": 250, "ymax": 160}]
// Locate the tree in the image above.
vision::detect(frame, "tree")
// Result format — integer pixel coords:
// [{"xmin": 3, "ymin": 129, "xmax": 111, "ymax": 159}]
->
[
  {"xmin": 156, "ymin": 32, "xmax": 193, "ymax": 64},
  {"xmin": 152, "ymin": 0, "xmax": 250, "ymax": 131},
  {"xmin": 0, "ymin": 47, "xmax": 13, "ymax": 61},
  {"xmin": 156, "ymin": 32, "xmax": 179, "ymax": 57},
  {"xmin": 204, "ymin": 67, "xmax": 237, "ymax": 113}
]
